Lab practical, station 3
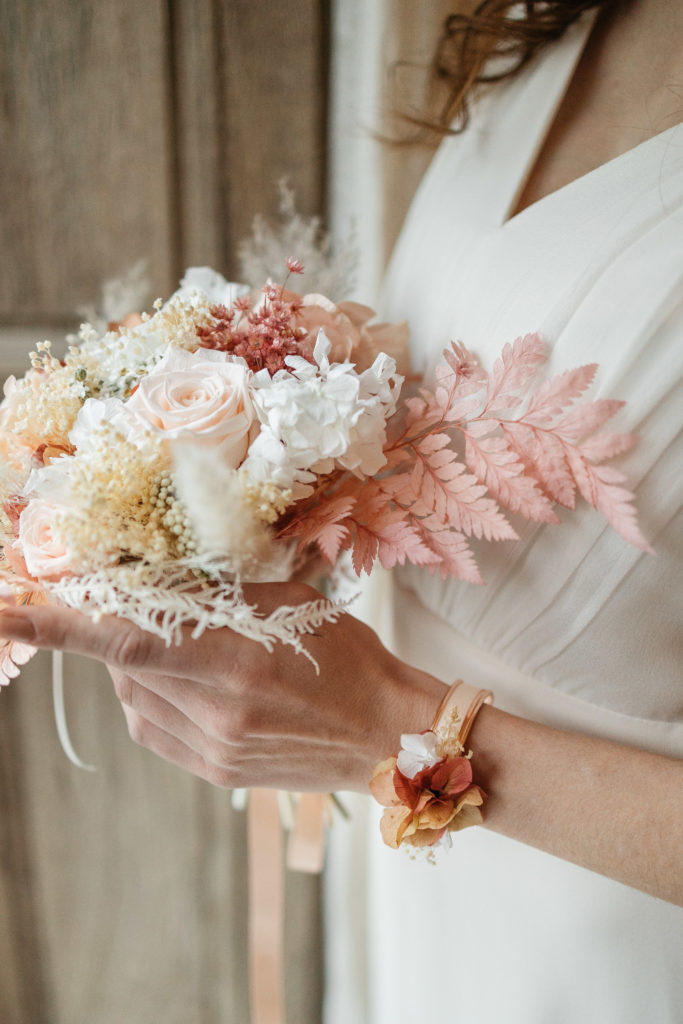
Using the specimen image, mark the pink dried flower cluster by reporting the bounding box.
[196,284,314,375]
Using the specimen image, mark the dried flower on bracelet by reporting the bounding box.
[369,731,485,851]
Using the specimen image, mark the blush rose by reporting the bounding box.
[18,500,78,580]
[126,348,256,467]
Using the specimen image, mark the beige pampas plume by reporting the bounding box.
[171,441,294,580]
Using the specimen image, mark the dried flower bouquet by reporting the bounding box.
[0,261,647,686]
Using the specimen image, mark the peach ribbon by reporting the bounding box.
[247,791,328,1024]
[248,790,285,1024]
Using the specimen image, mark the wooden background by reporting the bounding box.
[0,1,329,1021]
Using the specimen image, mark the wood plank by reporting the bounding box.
[215,0,329,275]
[0,677,53,1024]
[0,0,174,322]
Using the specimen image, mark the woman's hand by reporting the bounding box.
[0,584,446,793]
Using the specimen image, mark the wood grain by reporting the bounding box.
[0,0,174,323]
[0,0,329,1020]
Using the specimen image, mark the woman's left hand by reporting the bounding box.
[0,584,445,792]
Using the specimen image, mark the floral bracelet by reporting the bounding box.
[369,680,493,852]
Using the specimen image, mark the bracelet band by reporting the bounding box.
[431,679,494,749]
[369,677,494,852]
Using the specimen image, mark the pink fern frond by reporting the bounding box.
[522,364,598,424]
[579,432,637,464]
[484,334,547,413]
[418,516,484,584]
[554,398,625,441]
[502,421,577,508]
[464,433,559,523]
[0,638,36,686]
[561,451,652,552]
[375,521,442,570]
[414,447,517,540]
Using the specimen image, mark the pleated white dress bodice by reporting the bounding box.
[324,17,683,1024]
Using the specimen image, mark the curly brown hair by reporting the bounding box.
[425,0,617,134]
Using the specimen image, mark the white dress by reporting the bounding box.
[324,17,683,1024]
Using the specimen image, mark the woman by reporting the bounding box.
[1,0,681,1020]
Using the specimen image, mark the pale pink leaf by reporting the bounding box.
[485,334,547,413]
[522,364,598,424]
[0,638,36,686]
[563,454,652,551]
[579,432,637,464]
[415,449,517,540]
[351,525,379,576]
[555,398,625,441]
[418,516,484,584]
[376,522,442,570]
[502,421,576,508]
[464,433,558,523]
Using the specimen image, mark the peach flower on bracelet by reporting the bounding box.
[369,731,486,850]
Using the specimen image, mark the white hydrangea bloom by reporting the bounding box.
[242,332,402,495]
[396,732,441,780]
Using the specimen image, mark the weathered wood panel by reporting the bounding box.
[215,0,329,274]
[0,0,329,1021]
[0,0,175,323]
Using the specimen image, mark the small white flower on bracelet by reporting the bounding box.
[396,731,441,779]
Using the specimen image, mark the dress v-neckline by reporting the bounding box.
[498,12,681,230]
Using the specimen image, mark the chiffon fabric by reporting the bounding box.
[324,17,683,1024]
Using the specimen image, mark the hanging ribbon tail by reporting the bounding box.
[248,789,286,1024]
[286,793,328,874]
[52,650,96,772]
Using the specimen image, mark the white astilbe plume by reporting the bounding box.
[238,181,357,299]
[76,260,150,334]
[45,559,345,668]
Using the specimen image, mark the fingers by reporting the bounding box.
[120,706,234,788]
[0,604,238,682]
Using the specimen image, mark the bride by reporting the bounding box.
[1,1,681,1020]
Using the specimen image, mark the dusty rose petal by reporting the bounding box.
[405,825,447,849]
[447,802,485,833]
[416,798,457,832]
[379,805,412,849]
[369,758,400,807]
[431,755,473,796]
[335,301,374,328]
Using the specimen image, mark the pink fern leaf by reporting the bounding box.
[314,521,352,563]
[415,448,517,540]
[418,515,484,584]
[0,638,36,686]
[579,431,637,464]
[561,449,652,551]
[522,364,598,424]
[375,521,442,570]
[502,421,577,508]
[351,525,378,576]
[484,334,547,413]
[554,398,625,442]
[440,342,488,396]
[464,433,559,523]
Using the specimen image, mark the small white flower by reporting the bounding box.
[175,267,249,309]
[396,731,441,780]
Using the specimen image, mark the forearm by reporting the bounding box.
[468,705,683,905]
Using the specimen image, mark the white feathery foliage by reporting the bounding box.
[238,182,358,300]
[45,559,346,667]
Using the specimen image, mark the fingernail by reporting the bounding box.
[0,610,36,642]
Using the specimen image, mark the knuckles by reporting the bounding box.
[105,627,152,669]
